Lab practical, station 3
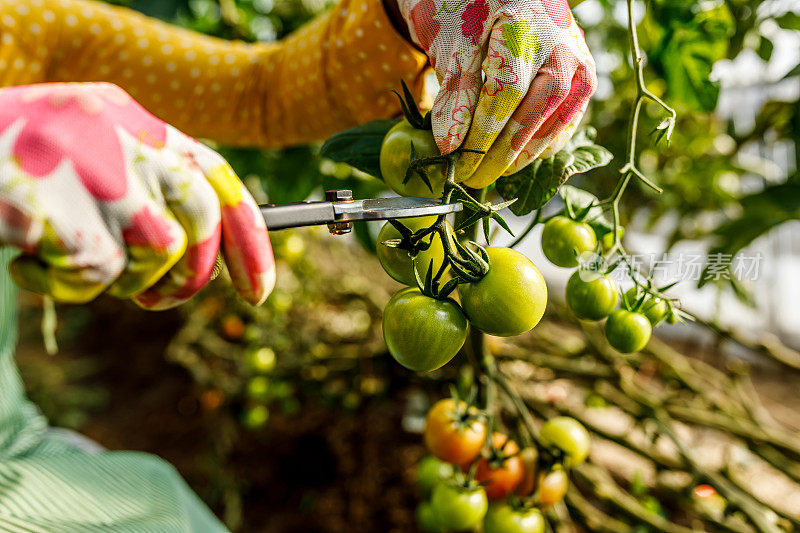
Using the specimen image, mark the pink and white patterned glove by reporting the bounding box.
[399,0,597,188]
[0,83,275,309]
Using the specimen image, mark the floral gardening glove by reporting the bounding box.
[0,83,275,309]
[398,0,597,188]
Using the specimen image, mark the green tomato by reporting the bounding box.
[624,288,669,326]
[565,270,619,320]
[600,226,625,250]
[417,456,454,498]
[376,216,448,286]
[458,247,548,337]
[382,288,468,372]
[380,120,444,198]
[245,347,276,374]
[431,483,488,531]
[604,309,652,353]
[241,405,269,429]
[416,501,444,532]
[539,416,591,467]
[541,216,597,268]
[484,504,545,533]
[246,376,270,401]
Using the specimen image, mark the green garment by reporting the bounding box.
[0,248,229,532]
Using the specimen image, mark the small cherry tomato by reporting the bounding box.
[431,483,488,531]
[541,216,597,268]
[565,270,619,320]
[458,247,548,337]
[221,315,245,340]
[245,347,276,374]
[416,501,444,532]
[380,120,445,198]
[539,416,591,466]
[241,405,269,429]
[382,288,468,372]
[475,434,525,500]
[516,447,539,497]
[376,216,450,286]
[424,398,487,465]
[537,468,569,508]
[625,288,669,326]
[246,376,270,401]
[604,309,652,353]
[484,503,545,533]
[417,455,454,497]
[692,484,726,518]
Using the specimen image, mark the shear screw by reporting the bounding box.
[325,189,354,235]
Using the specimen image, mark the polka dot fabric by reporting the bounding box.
[399,0,597,188]
[0,0,429,147]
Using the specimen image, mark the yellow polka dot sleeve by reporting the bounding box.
[0,0,430,147]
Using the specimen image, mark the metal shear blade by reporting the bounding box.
[260,191,462,231]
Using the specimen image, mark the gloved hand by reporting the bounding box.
[0,83,275,309]
[398,0,597,188]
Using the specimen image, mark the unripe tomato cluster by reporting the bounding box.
[378,227,548,372]
[415,399,591,532]
[541,216,671,354]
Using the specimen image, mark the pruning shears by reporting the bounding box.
[259,189,463,234]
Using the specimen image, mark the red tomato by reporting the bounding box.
[424,399,487,466]
[475,434,525,500]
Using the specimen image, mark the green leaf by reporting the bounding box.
[495,128,612,216]
[320,118,401,180]
[649,3,734,111]
[782,61,800,81]
[559,185,614,238]
[775,11,800,31]
[698,182,800,304]
[757,36,774,62]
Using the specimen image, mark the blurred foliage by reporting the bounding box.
[17,302,108,429]
[573,0,799,304]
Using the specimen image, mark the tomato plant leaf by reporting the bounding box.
[320,118,401,180]
[698,182,800,306]
[495,127,612,216]
[647,3,733,111]
[559,185,614,239]
[775,11,800,31]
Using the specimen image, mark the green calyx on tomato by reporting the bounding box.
[382,288,467,372]
[458,247,548,337]
[539,416,591,467]
[377,216,449,286]
[604,308,652,353]
[625,287,669,326]
[484,503,545,533]
[424,398,487,466]
[541,216,597,268]
[431,482,489,531]
[565,270,619,321]
[416,455,454,498]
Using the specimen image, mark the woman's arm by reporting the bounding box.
[0,0,429,147]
